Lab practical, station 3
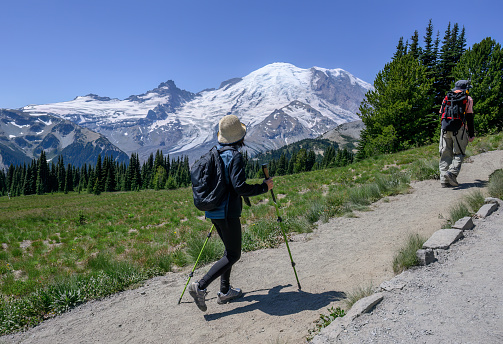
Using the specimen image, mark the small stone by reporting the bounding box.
[380,278,406,291]
[452,217,474,230]
[476,203,498,218]
[423,229,463,250]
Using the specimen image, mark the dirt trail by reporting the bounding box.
[2,150,502,344]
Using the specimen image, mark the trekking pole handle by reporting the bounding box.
[262,164,276,203]
[262,164,270,179]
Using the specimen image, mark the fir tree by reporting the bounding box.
[56,155,66,192]
[0,169,6,196]
[421,19,437,78]
[64,163,72,194]
[277,153,287,176]
[453,37,503,134]
[393,37,408,59]
[306,150,316,171]
[294,149,307,173]
[93,155,103,195]
[357,54,435,158]
[409,30,422,60]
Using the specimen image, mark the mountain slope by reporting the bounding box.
[0,109,129,170]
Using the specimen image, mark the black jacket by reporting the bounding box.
[205,147,268,219]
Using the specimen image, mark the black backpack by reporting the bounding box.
[190,146,234,211]
[440,90,468,132]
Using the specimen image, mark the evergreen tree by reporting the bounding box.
[409,30,422,60]
[9,166,20,197]
[453,37,503,134]
[277,153,287,176]
[72,166,80,192]
[421,19,437,78]
[49,163,57,193]
[393,37,408,59]
[0,169,6,196]
[93,155,103,195]
[128,153,141,191]
[153,166,167,190]
[287,151,297,174]
[322,146,336,167]
[294,149,307,173]
[36,150,49,194]
[306,150,316,171]
[22,163,32,195]
[7,165,15,194]
[435,22,466,104]
[56,155,66,192]
[64,164,72,194]
[142,153,154,189]
[357,54,435,158]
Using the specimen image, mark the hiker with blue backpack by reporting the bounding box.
[188,114,273,312]
[439,80,475,188]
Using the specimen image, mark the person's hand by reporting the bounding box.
[264,178,273,190]
[469,136,475,142]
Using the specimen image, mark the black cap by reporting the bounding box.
[453,80,473,91]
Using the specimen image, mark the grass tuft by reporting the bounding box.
[464,190,486,213]
[409,158,440,181]
[186,232,224,267]
[344,283,374,309]
[488,169,503,199]
[392,233,426,274]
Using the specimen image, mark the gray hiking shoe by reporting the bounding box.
[441,182,452,188]
[445,171,459,187]
[217,286,243,304]
[188,282,208,311]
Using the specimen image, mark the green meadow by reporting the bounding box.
[1,133,502,334]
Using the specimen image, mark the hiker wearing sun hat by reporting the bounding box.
[439,80,475,188]
[188,114,273,311]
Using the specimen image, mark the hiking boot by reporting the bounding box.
[217,286,243,304]
[188,282,208,311]
[441,182,452,188]
[445,172,459,187]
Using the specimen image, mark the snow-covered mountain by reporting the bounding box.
[21,63,372,162]
[0,109,128,170]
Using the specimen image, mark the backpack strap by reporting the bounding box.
[214,145,238,185]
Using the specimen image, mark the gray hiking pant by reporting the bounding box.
[439,129,469,183]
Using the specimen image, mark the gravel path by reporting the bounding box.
[316,199,503,344]
[2,150,502,344]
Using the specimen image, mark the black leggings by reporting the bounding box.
[198,218,242,294]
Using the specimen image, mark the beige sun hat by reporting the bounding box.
[217,115,247,144]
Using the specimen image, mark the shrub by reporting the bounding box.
[242,219,282,252]
[307,306,346,341]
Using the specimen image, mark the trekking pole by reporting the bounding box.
[177,224,214,304]
[262,164,302,290]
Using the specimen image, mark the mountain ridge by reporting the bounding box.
[4,62,372,166]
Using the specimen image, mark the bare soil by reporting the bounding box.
[2,150,502,344]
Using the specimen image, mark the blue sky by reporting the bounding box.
[1,0,501,109]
